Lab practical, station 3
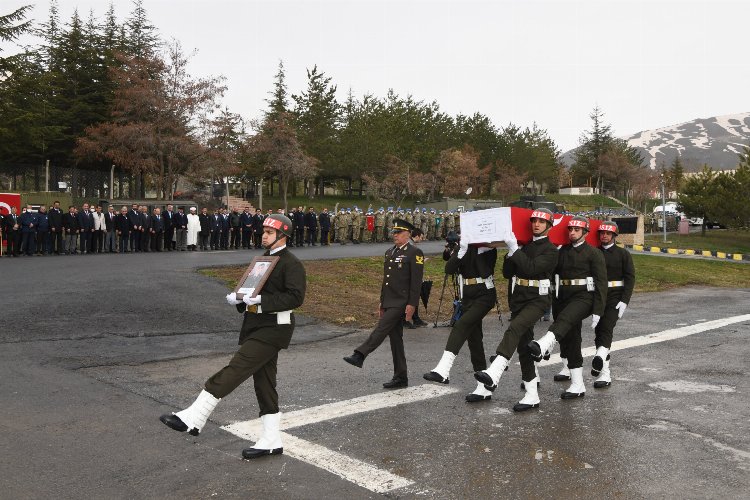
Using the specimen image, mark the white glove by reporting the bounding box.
[505,236,519,256]
[615,301,627,319]
[457,239,469,259]
[591,314,601,329]
[243,294,262,306]
[226,292,242,305]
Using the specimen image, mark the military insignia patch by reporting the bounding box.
[415,255,424,265]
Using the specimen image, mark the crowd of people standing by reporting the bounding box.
[1,202,461,257]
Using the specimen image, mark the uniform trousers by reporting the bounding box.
[496,300,548,381]
[64,232,77,254]
[549,290,594,370]
[204,338,280,417]
[50,229,63,253]
[444,289,495,371]
[356,306,408,380]
[594,290,623,349]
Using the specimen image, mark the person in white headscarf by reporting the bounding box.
[186,206,201,251]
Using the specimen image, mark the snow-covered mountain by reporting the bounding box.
[561,112,750,171]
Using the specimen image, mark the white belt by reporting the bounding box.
[463,276,493,286]
[246,305,293,324]
[515,278,541,287]
[607,280,624,288]
[560,278,589,286]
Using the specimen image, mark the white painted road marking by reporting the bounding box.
[222,384,459,493]
[538,314,750,367]
[222,315,750,494]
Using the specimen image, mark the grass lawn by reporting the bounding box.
[643,229,750,254]
[201,252,750,330]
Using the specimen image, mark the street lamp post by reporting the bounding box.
[661,174,667,243]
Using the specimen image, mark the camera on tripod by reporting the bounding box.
[445,230,459,248]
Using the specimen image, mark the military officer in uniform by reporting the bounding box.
[343,219,424,389]
[423,222,499,403]
[473,209,559,410]
[160,214,306,459]
[527,216,607,400]
[591,221,635,388]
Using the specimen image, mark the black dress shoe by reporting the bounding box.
[513,402,540,412]
[242,447,283,459]
[560,391,585,399]
[465,393,491,403]
[553,374,571,382]
[160,414,199,435]
[403,321,416,329]
[413,318,428,327]
[593,380,611,389]
[423,371,449,384]
[473,371,497,392]
[591,356,604,375]
[382,378,408,389]
[343,351,365,368]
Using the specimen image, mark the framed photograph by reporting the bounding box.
[234,256,279,299]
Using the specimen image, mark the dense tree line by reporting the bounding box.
[2,2,563,205]
[678,148,750,232]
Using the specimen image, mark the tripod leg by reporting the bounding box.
[433,274,449,327]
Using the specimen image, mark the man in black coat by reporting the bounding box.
[344,219,425,389]
[35,205,50,255]
[48,201,64,255]
[240,207,253,249]
[209,209,221,250]
[318,208,331,245]
[253,209,265,249]
[115,205,131,253]
[77,203,94,254]
[4,206,22,256]
[160,214,306,460]
[198,207,211,251]
[150,207,165,251]
[127,203,141,252]
[139,206,152,252]
[62,206,79,255]
[293,206,305,247]
[304,207,318,246]
[230,207,242,249]
[163,204,175,251]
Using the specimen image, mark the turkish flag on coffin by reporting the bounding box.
[366,215,374,232]
[509,207,602,247]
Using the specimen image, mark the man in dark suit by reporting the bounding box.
[150,207,165,251]
[240,207,253,249]
[318,208,331,246]
[160,213,306,460]
[104,205,117,252]
[198,207,210,251]
[209,209,220,250]
[293,206,305,247]
[139,206,152,252]
[304,207,318,246]
[19,204,39,256]
[343,219,425,389]
[127,203,141,252]
[220,208,230,250]
[115,205,131,253]
[4,206,21,256]
[35,205,50,255]
[77,203,94,255]
[62,206,79,255]
[253,209,265,249]
[230,207,242,249]
[163,204,175,251]
[48,201,64,255]
[174,207,187,251]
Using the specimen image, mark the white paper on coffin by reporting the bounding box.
[459,207,513,244]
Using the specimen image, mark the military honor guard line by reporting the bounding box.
[157,207,635,461]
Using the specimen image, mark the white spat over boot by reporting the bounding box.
[466,381,493,403]
[529,331,556,362]
[423,351,456,384]
[514,377,541,412]
[160,389,221,436]
[242,412,284,459]
[560,367,586,399]
[591,346,610,376]
[594,357,612,388]
[554,358,571,381]
[474,355,509,391]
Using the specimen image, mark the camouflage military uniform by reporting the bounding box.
[351,209,361,243]
[375,210,386,243]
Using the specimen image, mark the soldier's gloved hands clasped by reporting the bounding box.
[243,294,262,306]
[615,301,627,318]
[226,292,242,305]
[591,314,601,329]
[457,238,469,259]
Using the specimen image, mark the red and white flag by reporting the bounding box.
[0,193,21,215]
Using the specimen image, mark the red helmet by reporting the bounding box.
[530,208,554,226]
[598,221,619,235]
[567,215,589,231]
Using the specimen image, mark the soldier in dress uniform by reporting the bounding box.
[160,214,306,459]
[473,209,559,410]
[343,219,424,389]
[423,221,500,402]
[527,216,607,400]
[591,221,635,388]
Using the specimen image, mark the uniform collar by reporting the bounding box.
[532,235,548,242]
[269,244,286,255]
[572,239,586,248]
[602,242,615,250]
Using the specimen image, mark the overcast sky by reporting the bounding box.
[7,0,750,151]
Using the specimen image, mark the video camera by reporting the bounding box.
[445,230,460,247]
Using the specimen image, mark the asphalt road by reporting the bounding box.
[1,243,749,499]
